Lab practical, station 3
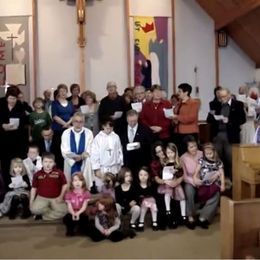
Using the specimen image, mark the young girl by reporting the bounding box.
[136,166,158,231]
[91,119,123,192]
[193,142,225,229]
[158,143,186,227]
[89,196,125,242]
[0,158,30,219]
[101,172,117,200]
[115,168,140,229]
[63,172,91,236]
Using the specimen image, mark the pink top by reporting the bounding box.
[65,190,91,211]
[180,150,203,186]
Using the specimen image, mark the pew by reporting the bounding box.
[232,144,260,200]
[221,196,260,259]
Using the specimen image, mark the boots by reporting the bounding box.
[8,195,20,219]
[20,194,31,219]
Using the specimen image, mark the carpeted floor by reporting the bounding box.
[0,218,220,259]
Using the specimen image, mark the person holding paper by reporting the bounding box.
[172,83,200,155]
[120,109,153,180]
[0,85,27,189]
[193,143,225,229]
[61,112,94,189]
[157,143,186,229]
[140,85,172,143]
[98,81,127,135]
[208,88,246,181]
[0,158,30,219]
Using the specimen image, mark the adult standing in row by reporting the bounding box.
[172,83,200,155]
[67,83,85,111]
[140,85,172,143]
[209,88,246,180]
[120,109,154,180]
[0,86,27,189]
[98,81,127,135]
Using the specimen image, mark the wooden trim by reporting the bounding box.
[215,31,219,87]
[124,0,131,87]
[32,0,37,97]
[172,0,176,93]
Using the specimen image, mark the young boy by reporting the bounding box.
[29,97,52,142]
[91,119,123,192]
[23,144,42,185]
[30,152,67,220]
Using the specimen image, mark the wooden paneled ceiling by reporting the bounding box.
[196,0,260,68]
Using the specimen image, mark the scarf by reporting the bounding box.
[70,129,85,174]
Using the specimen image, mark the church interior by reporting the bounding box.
[0,0,260,259]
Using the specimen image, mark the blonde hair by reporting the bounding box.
[202,142,219,161]
[166,142,181,168]
[9,158,27,177]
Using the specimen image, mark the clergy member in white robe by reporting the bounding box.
[91,119,123,192]
[61,112,93,189]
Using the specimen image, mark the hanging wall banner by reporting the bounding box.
[0,16,29,86]
[134,16,168,92]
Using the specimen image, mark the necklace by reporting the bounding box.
[153,102,159,110]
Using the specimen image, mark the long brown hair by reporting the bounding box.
[96,196,118,226]
[70,172,87,191]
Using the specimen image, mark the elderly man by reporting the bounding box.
[209,88,246,180]
[98,81,127,134]
[61,112,93,189]
[120,109,154,180]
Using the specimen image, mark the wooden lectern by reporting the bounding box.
[232,144,260,200]
[221,196,260,259]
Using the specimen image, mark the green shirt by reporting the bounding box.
[29,111,52,141]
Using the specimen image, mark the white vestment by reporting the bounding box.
[23,156,42,185]
[61,127,94,189]
[91,130,123,191]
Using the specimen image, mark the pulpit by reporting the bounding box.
[221,196,260,259]
[232,144,260,200]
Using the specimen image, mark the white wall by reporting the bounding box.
[175,0,215,120]
[85,0,128,99]
[37,0,128,100]
[37,0,78,96]
[219,37,256,94]
[0,0,32,16]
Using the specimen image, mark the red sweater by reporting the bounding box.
[140,100,172,139]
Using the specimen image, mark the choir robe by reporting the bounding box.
[91,130,123,190]
[61,127,93,189]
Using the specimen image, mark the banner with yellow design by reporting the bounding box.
[134,16,168,92]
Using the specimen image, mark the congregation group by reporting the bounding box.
[0,80,254,242]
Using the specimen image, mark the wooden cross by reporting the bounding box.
[76,0,86,91]
[7,33,18,63]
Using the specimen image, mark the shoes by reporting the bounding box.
[21,210,31,219]
[137,222,144,232]
[183,216,196,230]
[152,221,158,231]
[129,223,137,230]
[34,215,43,221]
[197,219,209,229]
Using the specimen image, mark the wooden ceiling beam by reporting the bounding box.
[216,0,260,29]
